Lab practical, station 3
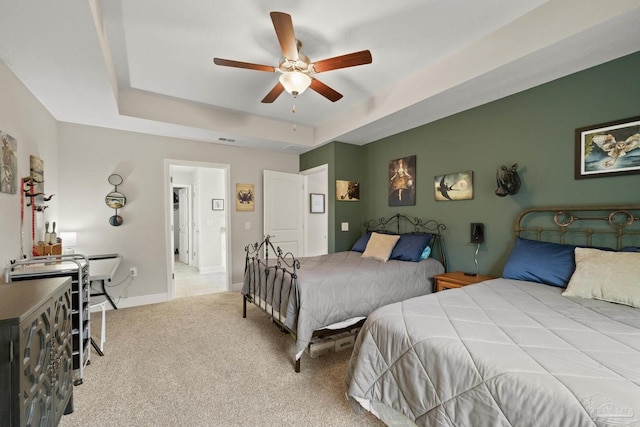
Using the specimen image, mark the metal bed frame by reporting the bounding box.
[243,213,447,372]
[515,205,640,248]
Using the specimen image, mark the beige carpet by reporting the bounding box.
[59,291,384,427]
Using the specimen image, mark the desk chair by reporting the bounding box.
[90,300,107,357]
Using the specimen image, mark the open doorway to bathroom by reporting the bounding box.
[168,162,230,299]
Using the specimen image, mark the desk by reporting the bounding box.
[89,254,122,310]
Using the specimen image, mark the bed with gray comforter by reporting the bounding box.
[243,250,445,363]
[345,278,640,426]
[243,213,447,372]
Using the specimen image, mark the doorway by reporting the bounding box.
[166,161,230,299]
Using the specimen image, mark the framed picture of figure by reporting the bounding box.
[389,155,416,206]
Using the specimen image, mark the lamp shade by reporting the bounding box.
[59,232,77,247]
[279,71,311,96]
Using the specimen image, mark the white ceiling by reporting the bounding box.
[1,1,639,153]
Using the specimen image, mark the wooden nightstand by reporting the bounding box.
[434,271,495,292]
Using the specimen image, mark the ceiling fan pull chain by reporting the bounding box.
[292,98,297,131]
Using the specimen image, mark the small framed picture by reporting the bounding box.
[212,199,224,211]
[310,193,325,213]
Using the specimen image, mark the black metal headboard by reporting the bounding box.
[515,205,640,249]
[363,213,448,270]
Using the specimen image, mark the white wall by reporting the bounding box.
[56,124,298,305]
[0,61,59,266]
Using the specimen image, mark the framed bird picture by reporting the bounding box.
[575,116,640,179]
[434,171,473,201]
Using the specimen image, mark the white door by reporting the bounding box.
[263,170,305,257]
[178,187,189,264]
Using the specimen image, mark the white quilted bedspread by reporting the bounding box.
[345,278,640,427]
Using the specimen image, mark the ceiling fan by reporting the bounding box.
[213,11,372,103]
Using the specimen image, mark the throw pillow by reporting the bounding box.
[562,247,640,308]
[502,237,577,287]
[351,232,372,253]
[361,232,401,262]
[389,233,433,262]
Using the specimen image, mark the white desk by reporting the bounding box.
[88,254,122,310]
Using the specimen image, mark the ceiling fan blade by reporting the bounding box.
[213,58,275,73]
[312,50,372,73]
[261,82,285,103]
[270,12,298,60]
[309,78,343,102]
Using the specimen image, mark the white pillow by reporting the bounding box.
[361,232,400,262]
[562,247,640,308]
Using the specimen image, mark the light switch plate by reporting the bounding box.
[341,222,349,231]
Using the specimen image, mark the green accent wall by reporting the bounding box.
[302,51,640,275]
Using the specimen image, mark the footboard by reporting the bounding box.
[243,234,300,343]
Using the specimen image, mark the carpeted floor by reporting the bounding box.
[59,291,384,427]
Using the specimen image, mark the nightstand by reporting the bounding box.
[434,271,495,292]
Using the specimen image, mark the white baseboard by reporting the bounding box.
[91,293,169,311]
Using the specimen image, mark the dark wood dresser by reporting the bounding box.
[0,277,74,426]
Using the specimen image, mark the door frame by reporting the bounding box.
[164,159,231,300]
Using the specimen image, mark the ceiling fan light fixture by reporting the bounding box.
[279,71,311,96]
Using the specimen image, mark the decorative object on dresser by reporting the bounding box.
[105,173,126,226]
[346,205,640,427]
[243,213,447,372]
[8,255,91,385]
[0,277,74,426]
[434,271,495,292]
[59,231,77,254]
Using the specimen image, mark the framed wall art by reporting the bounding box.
[1,131,17,194]
[389,155,416,206]
[236,183,254,211]
[575,116,640,179]
[310,193,325,213]
[434,171,473,201]
[336,180,359,201]
[212,199,224,211]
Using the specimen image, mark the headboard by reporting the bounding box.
[363,213,447,270]
[514,205,640,249]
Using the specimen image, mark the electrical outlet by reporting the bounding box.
[130,267,137,277]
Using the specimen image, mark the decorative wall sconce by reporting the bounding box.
[105,174,126,226]
[495,163,521,197]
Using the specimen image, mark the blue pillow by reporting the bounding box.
[621,246,639,252]
[502,237,577,287]
[390,234,433,262]
[351,232,372,252]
